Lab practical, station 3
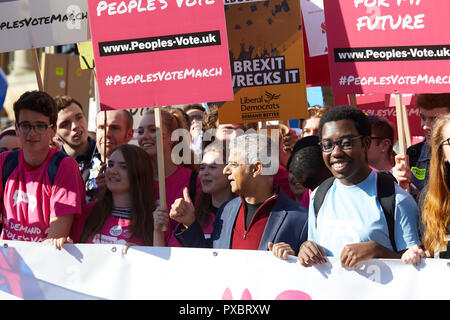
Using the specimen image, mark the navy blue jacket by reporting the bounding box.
[174,189,308,255]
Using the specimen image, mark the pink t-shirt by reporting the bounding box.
[0,148,85,242]
[71,202,143,245]
[300,188,312,210]
[153,166,201,245]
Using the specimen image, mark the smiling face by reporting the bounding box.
[16,109,55,156]
[137,113,172,159]
[321,119,371,185]
[442,122,450,163]
[223,149,253,195]
[199,150,229,195]
[106,150,130,195]
[137,113,157,157]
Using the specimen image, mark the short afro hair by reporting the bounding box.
[318,105,371,141]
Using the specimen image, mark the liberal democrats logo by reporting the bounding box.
[263,91,280,103]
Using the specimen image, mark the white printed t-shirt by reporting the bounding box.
[0,148,85,242]
[308,170,420,256]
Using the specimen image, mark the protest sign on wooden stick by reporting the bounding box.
[401,104,412,148]
[154,106,167,232]
[394,93,410,192]
[348,94,357,107]
[394,93,406,156]
[31,49,43,91]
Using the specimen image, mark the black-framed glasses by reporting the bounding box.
[319,135,363,153]
[441,137,450,147]
[17,122,52,134]
[371,136,385,141]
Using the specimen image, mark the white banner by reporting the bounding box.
[0,0,89,53]
[0,240,449,300]
[300,0,328,57]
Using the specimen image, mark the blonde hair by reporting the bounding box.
[299,105,330,129]
[422,114,450,254]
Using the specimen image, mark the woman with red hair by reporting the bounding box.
[402,113,450,265]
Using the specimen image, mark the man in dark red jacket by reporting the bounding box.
[170,133,308,255]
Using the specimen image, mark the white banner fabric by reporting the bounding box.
[0,0,89,53]
[0,240,449,300]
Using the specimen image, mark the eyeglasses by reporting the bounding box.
[319,135,363,153]
[441,137,450,147]
[17,122,52,134]
[371,136,385,141]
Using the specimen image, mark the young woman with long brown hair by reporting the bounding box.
[153,141,235,246]
[137,108,201,246]
[402,114,450,265]
[71,144,155,246]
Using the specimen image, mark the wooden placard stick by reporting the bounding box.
[0,53,4,70]
[31,48,43,91]
[91,69,107,164]
[394,93,406,156]
[348,94,357,107]
[401,104,412,148]
[103,110,107,163]
[154,106,167,232]
[395,93,410,192]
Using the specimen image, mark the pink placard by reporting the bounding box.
[334,93,422,137]
[87,0,234,110]
[324,0,450,94]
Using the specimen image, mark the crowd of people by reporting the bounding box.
[0,90,449,269]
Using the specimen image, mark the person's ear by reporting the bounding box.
[125,128,134,143]
[381,138,392,151]
[251,161,264,177]
[362,136,371,150]
[49,124,57,139]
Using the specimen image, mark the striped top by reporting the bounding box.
[111,207,132,220]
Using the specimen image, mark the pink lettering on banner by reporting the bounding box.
[0,249,24,299]
[221,287,311,300]
[88,0,233,110]
[334,93,422,136]
[324,0,450,94]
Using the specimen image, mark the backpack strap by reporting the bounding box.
[47,151,67,185]
[188,170,198,203]
[2,150,20,187]
[313,176,335,227]
[1,150,67,189]
[376,171,397,252]
[313,172,398,252]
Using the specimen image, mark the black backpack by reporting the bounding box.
[2,150,67,187]
[313,171,398,252]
